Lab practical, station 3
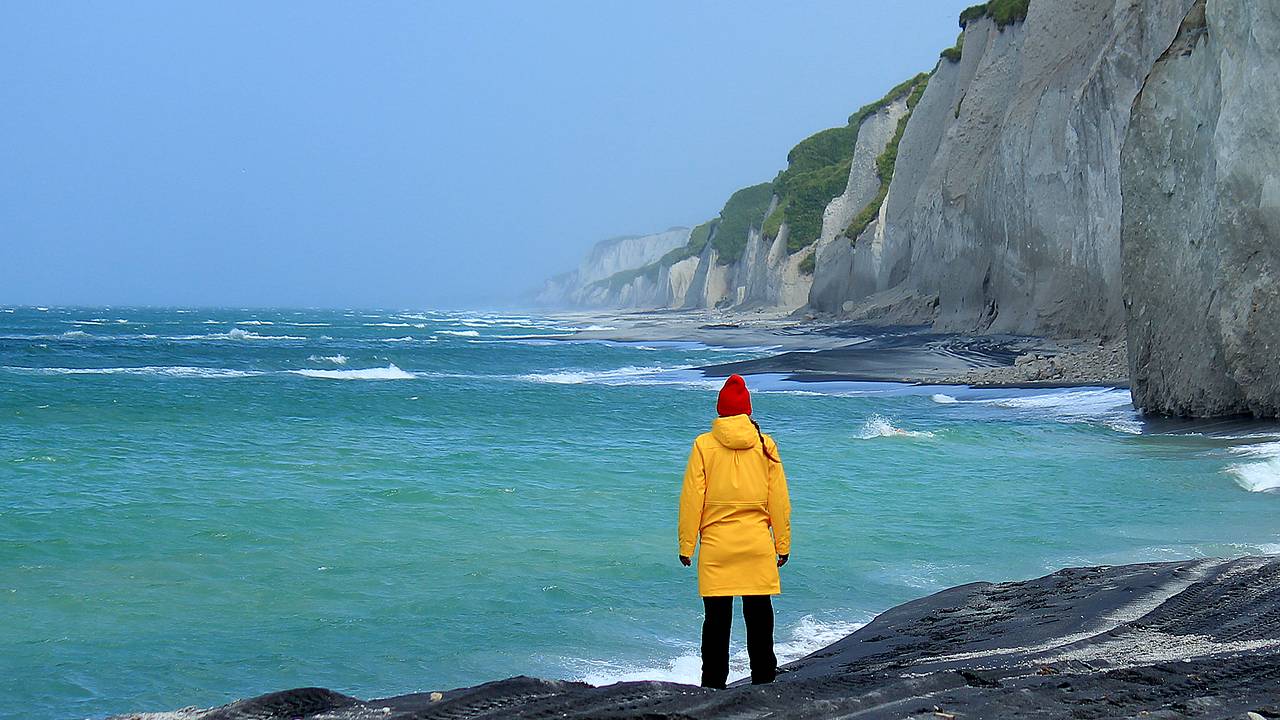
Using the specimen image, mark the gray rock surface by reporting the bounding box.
[826,0,1197,340]
[109,556,1280,720]
[1122,0,1280,417]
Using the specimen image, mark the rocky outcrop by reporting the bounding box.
[534,228,690,307]
[1122,0,1280,417]
[821,0,1198,339]
[110,556,1280,719]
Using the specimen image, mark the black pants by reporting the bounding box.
[700,595,777,689]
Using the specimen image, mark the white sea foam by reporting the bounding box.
[290,364,415,380]
[931,393,960,404]
[7,365,259,379]
[284,322,330,327]
[307,354,348,365]
[854,414,935,440]
[568,615,865,687]
[977,388,1140,434]
[1225,441,1280,493]
[439,330,480,337]
[235,320,273,325]
[202,320,224,324]
[381,336,415,342]
[364,322,415,327]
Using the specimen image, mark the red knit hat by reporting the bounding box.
[717,374,752,417]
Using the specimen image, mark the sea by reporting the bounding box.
[3,306,1279,720]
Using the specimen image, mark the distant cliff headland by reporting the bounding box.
[538,0,1279,419]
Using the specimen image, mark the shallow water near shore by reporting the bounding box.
[3,307,1280,720]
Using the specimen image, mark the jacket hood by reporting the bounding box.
[711,414,759,450]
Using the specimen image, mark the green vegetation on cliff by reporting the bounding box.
[960,0,1030,29]
[710,183,773,265]
[765,73,933,254]
[940,31,964,62]
[583,66,942,291]
[843,75,930,242]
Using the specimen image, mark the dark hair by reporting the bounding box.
[750,418,779,463]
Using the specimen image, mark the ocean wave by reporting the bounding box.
[931,393,960,404]
[290,363,415,380]
[364,322,427,328]
[235,320,273,325]
[518,365,694,386]
[1225,442,1280,493]
[439,330,480,337]
[982,388,1140,434]
[4,365,259,379]
[854,414,935,440]
[171,329,306,341]
[567,615,865,687]
[381,336,416,342]
[283,322,330,327]
[307,354,348,365]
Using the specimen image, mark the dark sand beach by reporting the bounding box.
[557,310,1128,388]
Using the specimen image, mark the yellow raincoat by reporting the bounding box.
[678,414,791,596]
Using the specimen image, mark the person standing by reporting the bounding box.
[678,373,791,689]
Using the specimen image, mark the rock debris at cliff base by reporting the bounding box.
[110,556,1280,720]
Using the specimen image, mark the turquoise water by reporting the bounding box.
[3,307,1280,720]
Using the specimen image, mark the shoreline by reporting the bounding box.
[110,556,1280,720]
[552,309,1130,389]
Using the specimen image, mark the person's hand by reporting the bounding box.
[777,554,789,567]
[679,555,691,567]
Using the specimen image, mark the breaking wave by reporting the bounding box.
[567,615,865,687]
[290,364,415,380]
[4,365,259,379]
[517,365,697,386]
[854,414,935,439]
[171,329,307,341]
[1225,442,1280,493]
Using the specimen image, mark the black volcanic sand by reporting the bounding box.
[701,330,1028,384]
[114,556,1280,719]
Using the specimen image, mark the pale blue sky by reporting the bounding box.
[2,1,972,308]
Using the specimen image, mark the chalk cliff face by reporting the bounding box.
[823,0,1198,338]
[534,228,689,308]
[808,95,910,313]
[1122,0,1280,417]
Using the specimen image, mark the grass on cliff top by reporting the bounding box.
[710,183,774,265]
[843,75,930,243]
[765,72,931,255]
[959,0,1030,29]
[940,30,964,62]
